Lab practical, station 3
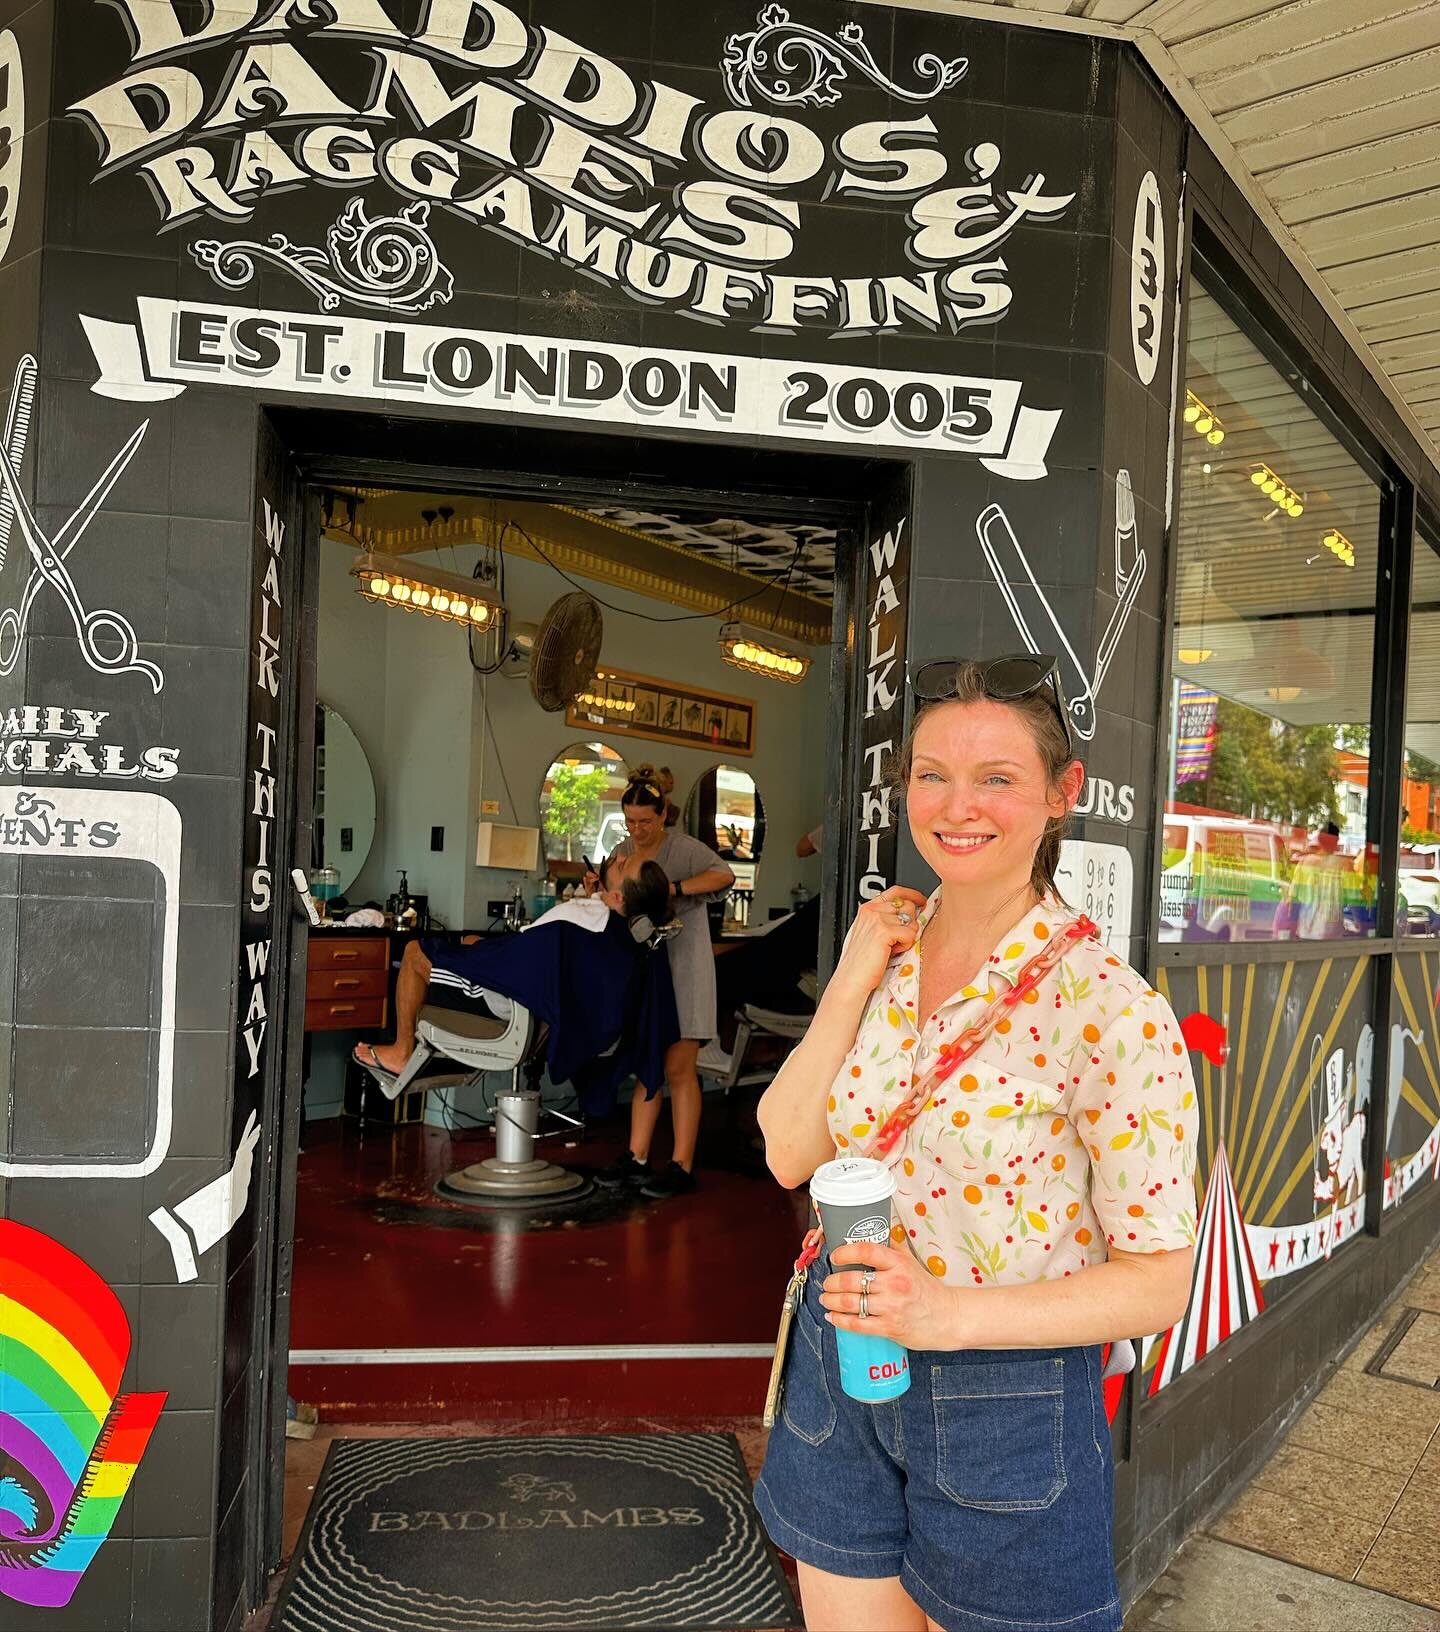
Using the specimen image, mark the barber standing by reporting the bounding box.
[593,773,734,1199]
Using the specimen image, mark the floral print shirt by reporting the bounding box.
[826,892,1198,1287]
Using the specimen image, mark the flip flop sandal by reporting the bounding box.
[352,1042,398,1083]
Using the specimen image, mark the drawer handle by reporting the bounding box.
[330,1003,357,1015]
[332,977,361,990]
[333,950,360,962]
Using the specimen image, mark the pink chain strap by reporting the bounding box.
[861,916,1099,1161]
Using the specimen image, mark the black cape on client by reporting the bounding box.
[421,916,680,1114]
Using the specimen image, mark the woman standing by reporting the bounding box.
[595,773,734,1199]
[754,657,1197,1632]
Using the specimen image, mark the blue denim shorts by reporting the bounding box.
[754,1262,1122,1632]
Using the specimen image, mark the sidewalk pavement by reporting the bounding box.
[1126,1241,1440,1631]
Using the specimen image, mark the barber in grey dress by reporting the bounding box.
[593,773,734,1199]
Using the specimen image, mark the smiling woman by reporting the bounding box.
[753,658,1196,1632]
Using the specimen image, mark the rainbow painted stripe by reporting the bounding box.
[0,1220,166,1609]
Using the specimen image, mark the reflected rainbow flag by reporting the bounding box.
[0,1221,166,1609]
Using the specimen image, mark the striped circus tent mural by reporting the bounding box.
[0,1221,166,1609]
[1148,1140,1265,1394]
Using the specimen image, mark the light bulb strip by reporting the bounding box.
[1183,389,1226,446]
[350,550,502,629]
[718,620,811,684]
[1321,527,1355,569]
[1248,464,1305,518]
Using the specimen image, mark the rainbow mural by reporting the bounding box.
[0,1221,166,1610]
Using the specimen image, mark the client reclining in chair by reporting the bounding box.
[354,860,680,1114]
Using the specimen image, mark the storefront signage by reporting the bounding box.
[0,27,22,269]
[856,512,909,901]
[1130,171,1164,387]
[80,299,1062,475]
[0,705,178,779]
[70,5,1074,340]
[0,785,179,1180]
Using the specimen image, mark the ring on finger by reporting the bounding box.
[858,1287,870,1320]
[859,1268,876,1294]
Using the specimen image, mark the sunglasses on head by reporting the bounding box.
[912,653,1075,758]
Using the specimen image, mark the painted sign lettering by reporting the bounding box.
[67,5,1075,342]
[856,510,909,902]
[1130,171,1164,387]
[0,28,22,269]
[80,300,1063,475]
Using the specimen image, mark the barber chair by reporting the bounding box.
[698,1001,813,1094]
[376,1001,591,1203]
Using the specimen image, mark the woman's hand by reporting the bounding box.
[832,886,930,997]
[821,1242,966,1350]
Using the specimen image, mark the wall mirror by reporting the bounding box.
[315,702,377,894]
[687,764,765,928]
[540,742,631,871]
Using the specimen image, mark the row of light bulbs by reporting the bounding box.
[1249,464,1304,517]
[360,573,493,625]
[719,622,811,682]
[1183,390,1225,445]
[350,552,502,629]
[1322,528,1355,568]
[577,689,637,714]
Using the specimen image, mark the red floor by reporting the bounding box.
[286,1109,810,1420]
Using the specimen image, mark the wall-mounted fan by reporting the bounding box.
[504,591,604,712]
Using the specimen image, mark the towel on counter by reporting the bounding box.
[421,914,680,1113]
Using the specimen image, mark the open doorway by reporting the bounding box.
[252,414,910,1585]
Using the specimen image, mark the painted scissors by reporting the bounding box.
[0,356,162,692]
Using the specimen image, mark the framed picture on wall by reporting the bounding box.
[567,668,756,757]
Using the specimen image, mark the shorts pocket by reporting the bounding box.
[781,1306,836,1447]
[931,1358,1066,1511]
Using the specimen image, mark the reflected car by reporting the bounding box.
[1160,815,1289,941]
[1400,873,1440,936]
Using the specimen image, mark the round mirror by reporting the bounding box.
[687,764,765,929]
[315,703,377,894]
[540,742,631,869]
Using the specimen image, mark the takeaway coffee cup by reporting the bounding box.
[810,1157,912,1403]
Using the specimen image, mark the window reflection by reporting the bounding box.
[1162,277,1380,943]
[1400,536,1440,938]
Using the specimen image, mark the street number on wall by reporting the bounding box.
[1130,171,1164,387]
[0,29,22,269]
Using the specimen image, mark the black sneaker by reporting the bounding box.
[639,1162,697,1200]
[594,1152,650,1189]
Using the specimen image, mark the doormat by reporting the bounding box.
[271,1433,800,1631]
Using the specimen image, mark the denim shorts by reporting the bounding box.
[754,1261,1122,1632]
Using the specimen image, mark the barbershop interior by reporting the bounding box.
[285,471,853,1425]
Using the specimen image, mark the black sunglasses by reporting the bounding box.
[912,653,1074,757]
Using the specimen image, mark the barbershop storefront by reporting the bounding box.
[3,3,1440,1629]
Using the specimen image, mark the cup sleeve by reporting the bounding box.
[1067,988,1199,1254]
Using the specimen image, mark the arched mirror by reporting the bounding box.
[315,702,377,894]
[686,764,765,929]
[540,742,630,873]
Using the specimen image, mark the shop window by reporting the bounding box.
[539,742,630,877]
[1400,532,1440,939]
[686,764,766,930]
[1162,276,1381,944]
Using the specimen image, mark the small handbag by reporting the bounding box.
[762,915,1100,1426]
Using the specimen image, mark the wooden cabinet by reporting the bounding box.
[304,934,389,1032]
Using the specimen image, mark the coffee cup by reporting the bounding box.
[810,1157,911,1403]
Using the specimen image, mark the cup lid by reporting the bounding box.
[810,1156,896,1208]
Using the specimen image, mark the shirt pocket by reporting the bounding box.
[921,1065,1066,1183]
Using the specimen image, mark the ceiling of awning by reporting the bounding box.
[955,0,1440,467]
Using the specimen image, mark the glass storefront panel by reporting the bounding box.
[1161,276,1382,944]
[1400,533,1440,938]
